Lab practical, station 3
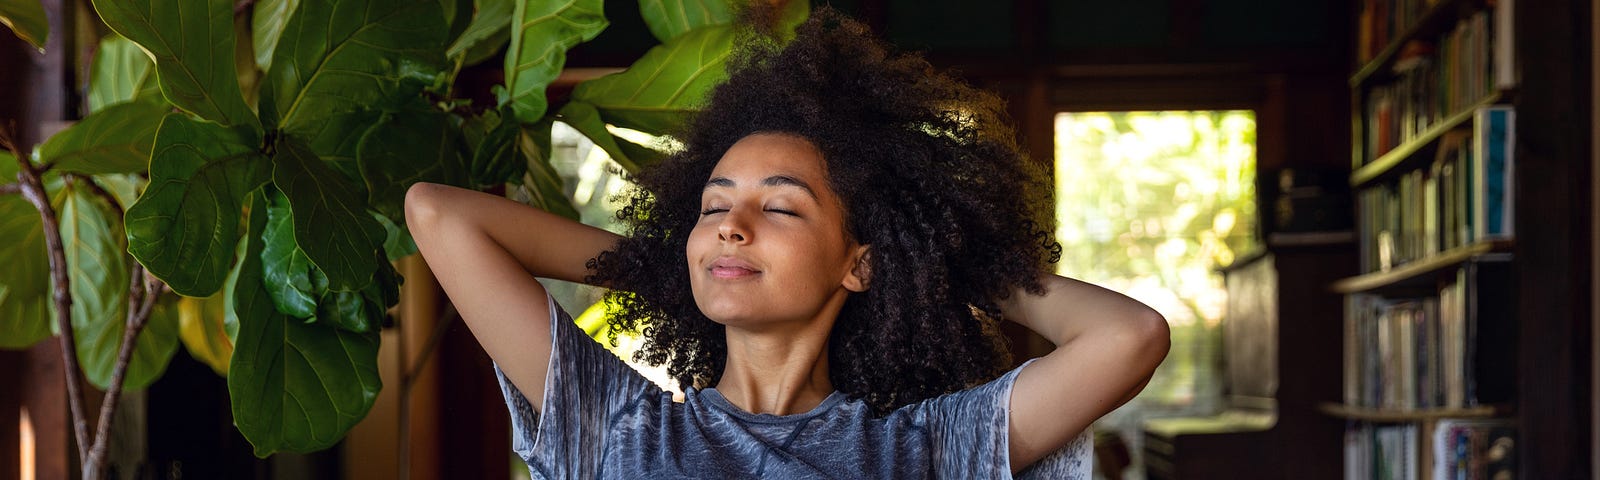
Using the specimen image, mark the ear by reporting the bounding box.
[842,244,871,293]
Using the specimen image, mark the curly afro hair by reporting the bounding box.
[586,6,1062,414]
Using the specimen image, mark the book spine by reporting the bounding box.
[1471,106,1515,241]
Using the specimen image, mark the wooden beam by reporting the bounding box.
[1592,0,1600,469]
[1515,0,1595,476]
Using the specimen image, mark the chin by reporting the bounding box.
[694,300,762,326]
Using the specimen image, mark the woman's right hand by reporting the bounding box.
[404,182,623,411]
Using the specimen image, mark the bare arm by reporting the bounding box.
[999,273,1172,473]
[404,182,623,411]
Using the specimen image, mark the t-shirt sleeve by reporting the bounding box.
[917,358,1095,479]
[492,294,660,479]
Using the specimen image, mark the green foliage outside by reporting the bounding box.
[0,0,807,460]
[1054,111,1258,410]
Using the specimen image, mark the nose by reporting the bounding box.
[717,210,750,244]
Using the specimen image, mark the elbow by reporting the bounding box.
[404,182,444,230]
[1129,310,1172,368]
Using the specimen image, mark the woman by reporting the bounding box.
[406,8,1169,478]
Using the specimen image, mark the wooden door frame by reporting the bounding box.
[1591,0,1599,472]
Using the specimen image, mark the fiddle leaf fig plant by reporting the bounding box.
[0,0,806,475]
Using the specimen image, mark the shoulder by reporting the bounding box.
[899,359,1095,479]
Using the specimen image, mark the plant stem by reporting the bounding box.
[83,266,164,479]
[65,174,125,217]
[5,131,91,464]
[0,182,20,195]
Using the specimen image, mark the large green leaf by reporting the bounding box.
[232,8,262,110]
[445,0,510,61]
[260,191,319,318]
[357,108,469,221]
[297,109,382,184]
[92,0,259,129]
[260,0,450,133]
[462,26,510,67]
[87,34,163,113]
[312,253,399,333]
[37,101,167,175]
[92,174,145,213]
[220,193,260,344]
[271,137,385,292]
[464,106,524,186]
[439,0,472,44]
[229,193,381,457]
[571,24,732,135]
[59,181,179,390]
[375,212,417,260]
[0,0,48,51]
[637,0,733,43]
[515,118,579,220]
[126,114,272,297]
[503,0,607,124]
[0,174,51,348]
[250,0,299,71]
[556,101,665,174]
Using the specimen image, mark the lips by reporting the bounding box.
[709,256,760,279]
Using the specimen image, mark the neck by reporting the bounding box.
[712,294,847,416]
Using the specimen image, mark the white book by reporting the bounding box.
[1493,0,1517,89]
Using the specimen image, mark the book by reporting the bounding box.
[1357,6,1511,167]
[1431,418,1516,480]
[1342,263,1511,411]
[1471,106,1515,240]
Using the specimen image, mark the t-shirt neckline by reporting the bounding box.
[698,388,847,424]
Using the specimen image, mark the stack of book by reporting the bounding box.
[1343,271,1477,411]
[1342,420,1515,480]
[1357,106,1513,273]
[1344,423,1418,480]
[1430,419,1517,480]
[1356,0,1436,64]
[1342,261,1515,412]
[1359,5,1514,165]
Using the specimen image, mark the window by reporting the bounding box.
[1053,110,1259,474]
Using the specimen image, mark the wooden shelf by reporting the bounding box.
[1349,0,1478,88]
[1317,402,1509,422]
[1350,92,1503,188]
[1331,239,1513,294]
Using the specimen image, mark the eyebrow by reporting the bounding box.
[703,175,820,202]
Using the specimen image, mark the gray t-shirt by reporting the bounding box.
[494,295,1092,479]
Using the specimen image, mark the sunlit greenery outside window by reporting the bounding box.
[511,121,680,387]
[1054,111,1259,417]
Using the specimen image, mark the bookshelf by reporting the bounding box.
[1329,239,1510,294]
[1316,403,1504,422]
[1336,0,1520,478]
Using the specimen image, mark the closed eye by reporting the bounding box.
[766,208,798,216]
[700,208,728,216]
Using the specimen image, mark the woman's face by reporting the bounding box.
[687,133,869,329]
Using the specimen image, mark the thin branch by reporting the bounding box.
[83,266,165,476]
[2,125,92,462]
[64,174,125,218]
[0,182,19,195]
